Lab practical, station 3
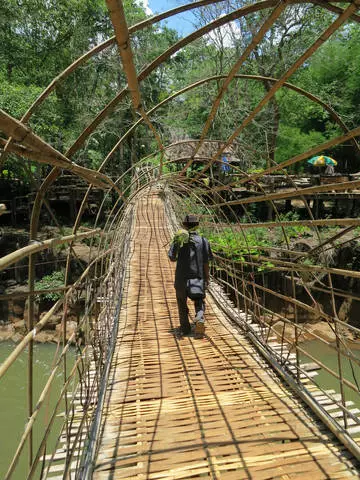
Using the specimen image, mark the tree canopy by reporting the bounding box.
[1,0,360,186]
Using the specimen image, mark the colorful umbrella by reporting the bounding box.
[307,155,337,166]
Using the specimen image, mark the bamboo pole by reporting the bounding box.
[106,0,141,109]
[328,273,348,429]
[68,0,283,155]
[215,273,360,372]
[0,110,117,191]
[27,249,35,470]
[191,0,360,182]
[187,1,287,169]
[106,0,166,175]
[0,301,62,381]
[22,43,356,210]
[0,286,71,301]
[216,285,360,462]
[206,217,360,230]
[255,254,360,280]
[215,261,360,362]
[1,0,358,168]
[0,0,232,170]
[0,247,112,381]
[4,336,75,479]
[0,229,100,272]
[99,68,359,174]
[26,350,88,480]
[213,164,360,207]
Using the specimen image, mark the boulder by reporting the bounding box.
[35,330,57,343]
[11,332,24,343]
[272,320,307,343]
[307,321,337,343]
[0,324,15,341]
[23,300,39,324]
[13,319,26,335]
[40,311,62,330]
[55,320,77,342]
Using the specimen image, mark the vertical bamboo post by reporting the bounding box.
[27,250,36,469]
[328,273,348,429]
[290,269,300,381]
[241,260,250,330]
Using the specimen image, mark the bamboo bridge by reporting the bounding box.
[2,0,360,478]
[87,192,360,480]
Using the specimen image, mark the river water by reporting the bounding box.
[1,339,360,478]
[0,341,75,479]
[300,339,360,410]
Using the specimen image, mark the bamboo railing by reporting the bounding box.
[1,0,360,477]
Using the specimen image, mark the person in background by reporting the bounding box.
[168,214,213,337]
[325,164,335,175]
[221,155,231,174]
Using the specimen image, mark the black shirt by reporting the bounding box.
[168,231,213,289]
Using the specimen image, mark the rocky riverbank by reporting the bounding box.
[0,227,95,343]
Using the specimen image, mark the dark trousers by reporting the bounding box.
[176,288,205,332]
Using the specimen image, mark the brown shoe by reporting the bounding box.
[195,322,205,337]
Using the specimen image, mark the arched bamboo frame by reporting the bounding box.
[1,0,360,477]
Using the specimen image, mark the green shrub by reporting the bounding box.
[35,270,65,302]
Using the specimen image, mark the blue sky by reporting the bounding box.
[147,0,197,35]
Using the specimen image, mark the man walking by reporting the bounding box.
[168,214,213,336]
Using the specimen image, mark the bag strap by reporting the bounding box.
[189,232,203,278]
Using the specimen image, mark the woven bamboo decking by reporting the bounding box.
[92,192,359,479]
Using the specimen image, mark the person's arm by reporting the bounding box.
[168,242,178,262]
[204,263,210,284]
[203,238,213,287]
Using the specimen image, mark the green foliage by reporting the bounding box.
[35,270,65,302]
[1,0,360,187]
[273,211,311,244]
[141,154,175,175]
[204,227,272,266]
[179,198,210,218]
[301,257,315,266]
[275,125,326,171]
[0,0,111,85]
[203,211,312,272]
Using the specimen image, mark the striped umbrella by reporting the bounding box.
[307,155,337,166]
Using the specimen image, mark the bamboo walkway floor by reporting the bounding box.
[93,192,359,479]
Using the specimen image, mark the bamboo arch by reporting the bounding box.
[1,0,360,477]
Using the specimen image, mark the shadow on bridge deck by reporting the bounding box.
[92,193,358,480]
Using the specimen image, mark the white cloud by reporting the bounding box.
[135,0,153,16]
[206,14,243,48]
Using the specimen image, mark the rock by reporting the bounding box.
[4,285,27,323]
[40,311,62,330]
[55,320,77,342]
[307,321,337,343]
[338,297,352,323]
[23,299,39,324]
[13,319,26,335]
[12,304,24,316]
[272,321,307,343]
[11,332,24,343]
[0,324,15,341]
[35,330,57,343]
